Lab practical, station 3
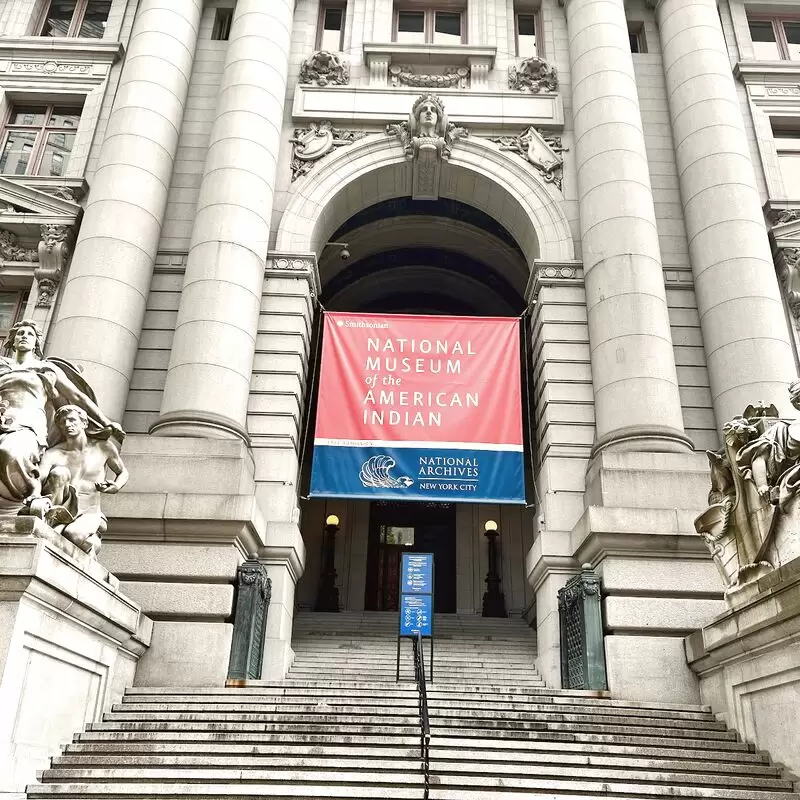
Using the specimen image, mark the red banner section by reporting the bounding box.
[310,312,525,504]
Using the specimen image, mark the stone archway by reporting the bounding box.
[274,134,575,267]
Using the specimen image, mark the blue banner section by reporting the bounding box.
[310,445,525,503]
[402,553,433,594]
[400,594,433,637]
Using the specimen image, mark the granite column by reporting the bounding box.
[46,0,203,420]
[654,0,797,425]
[564,0,691,453]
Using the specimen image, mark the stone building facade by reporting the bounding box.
[2,0,800,789]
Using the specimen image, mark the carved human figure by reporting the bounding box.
[0,320,123,511]
[29,405,128,556]
[410,94,447,159]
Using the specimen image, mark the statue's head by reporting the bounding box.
[5,319,43,359]
[789,380,800,410]
[412,94,446,136]
[55,404,89,437]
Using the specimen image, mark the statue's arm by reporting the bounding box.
[96,441,128,495]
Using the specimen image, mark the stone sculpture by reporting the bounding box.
[489,126,568,191]
[289,121,366,181]
[695,383,800,593]
[0,319,125,556]
[386,94,469,200]
[508,56,559,93]
[299,50,349,86]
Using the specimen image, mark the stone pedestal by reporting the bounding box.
[0,517,151,799]
[686,556,800,779]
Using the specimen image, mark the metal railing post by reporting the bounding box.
[227,556,271,682]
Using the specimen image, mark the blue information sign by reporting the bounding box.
[401,553,433,594]
[400,594,433,637]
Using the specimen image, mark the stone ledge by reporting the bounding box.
[0,517,151,653]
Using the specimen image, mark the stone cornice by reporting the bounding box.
[363,42,496,68]
[0,37,124,63]
[525,259,584,304]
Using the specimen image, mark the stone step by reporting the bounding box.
[50,751,781,776]
[26,778,800,799]
[60,739,768,764]
[102,708,730,734]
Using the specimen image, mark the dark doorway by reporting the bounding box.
[365,501,457,613]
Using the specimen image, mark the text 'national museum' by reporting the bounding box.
[1,0,800,797]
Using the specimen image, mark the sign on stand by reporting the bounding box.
[397,552,434,681]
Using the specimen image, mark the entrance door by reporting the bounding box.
[365,501,457,613]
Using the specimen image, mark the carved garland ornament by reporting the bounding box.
[389,65,469,89]
[508,56,559,93]
[299,50,349,86]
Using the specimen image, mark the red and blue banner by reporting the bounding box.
[309,312,525,504]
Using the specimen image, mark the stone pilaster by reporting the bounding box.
[152,0,294,441]
[562,0,691,454]
[654,0,797,424]
[46,1,203,420]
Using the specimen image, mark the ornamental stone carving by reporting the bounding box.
[776,247,800,324]
[389,64,468,89]
[36,224,72,308]
[386,94,469,200]
[299,50,349,86]
[489,127,567,191]
[508,56,558,93]
[695,384,800,595]
[289,121,366,181]
[777,209,800,224]
[0,229,37,262]
[0,320,127,558]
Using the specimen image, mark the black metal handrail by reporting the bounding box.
[412,632,431,799]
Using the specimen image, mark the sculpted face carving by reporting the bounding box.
[412,94,445,139]
[417,100,439,136]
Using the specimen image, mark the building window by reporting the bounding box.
[0,293,27,350]
[515,12,537,58]
[0,106,80,177]
[394,8,464,45]
[748,16,800,61]
[211,8,233,41]
[628,22,646,53]
[317,3,346,51]
[773,127,800,195]
[38,0,111,38]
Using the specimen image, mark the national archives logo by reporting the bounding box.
[359,455,414,489]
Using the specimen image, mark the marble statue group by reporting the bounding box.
[0,319,126,557]
[696,382,800,593]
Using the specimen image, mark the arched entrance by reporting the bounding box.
[275,135,574,616]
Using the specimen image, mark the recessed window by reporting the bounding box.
[0,293,28,350]
[515,12,537,57]
[317,4,346,51]
[38,0,111,38]
[395,8,464,45]
[628,22,646,54]
[773,126,800,196]
[748,16,800,61]
[211,8,233,41]
[0,105,80,177]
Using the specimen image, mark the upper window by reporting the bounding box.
[211,8,233,41]
[773,126,800,196]
[38,0,111,38]
[628,22,646,54]
[395,8,464,45]
[317,3,346,51]
[748,16,800,61]
[515,12,537,58]
[0,105,81,177]
[0,293,28,351]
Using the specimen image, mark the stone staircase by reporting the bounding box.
[26,612,800,799]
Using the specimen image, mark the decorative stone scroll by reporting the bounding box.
[36,224,72,307]
[386,94,468,200]
[389,65,469,89]
[290,121,366,181]
[488,126,567,191]
[0,319,127,558]
[508,56,558,93]
[299,50,349,86]
[695,384,800,595]
[776,247,800,325]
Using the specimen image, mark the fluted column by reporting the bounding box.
[563,0,691,453]
[46,1,203,420]
[654,0,797,424]
[152,0,293,441]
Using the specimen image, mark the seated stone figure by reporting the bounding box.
[695,382,800,593]
[26,405,128,557]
